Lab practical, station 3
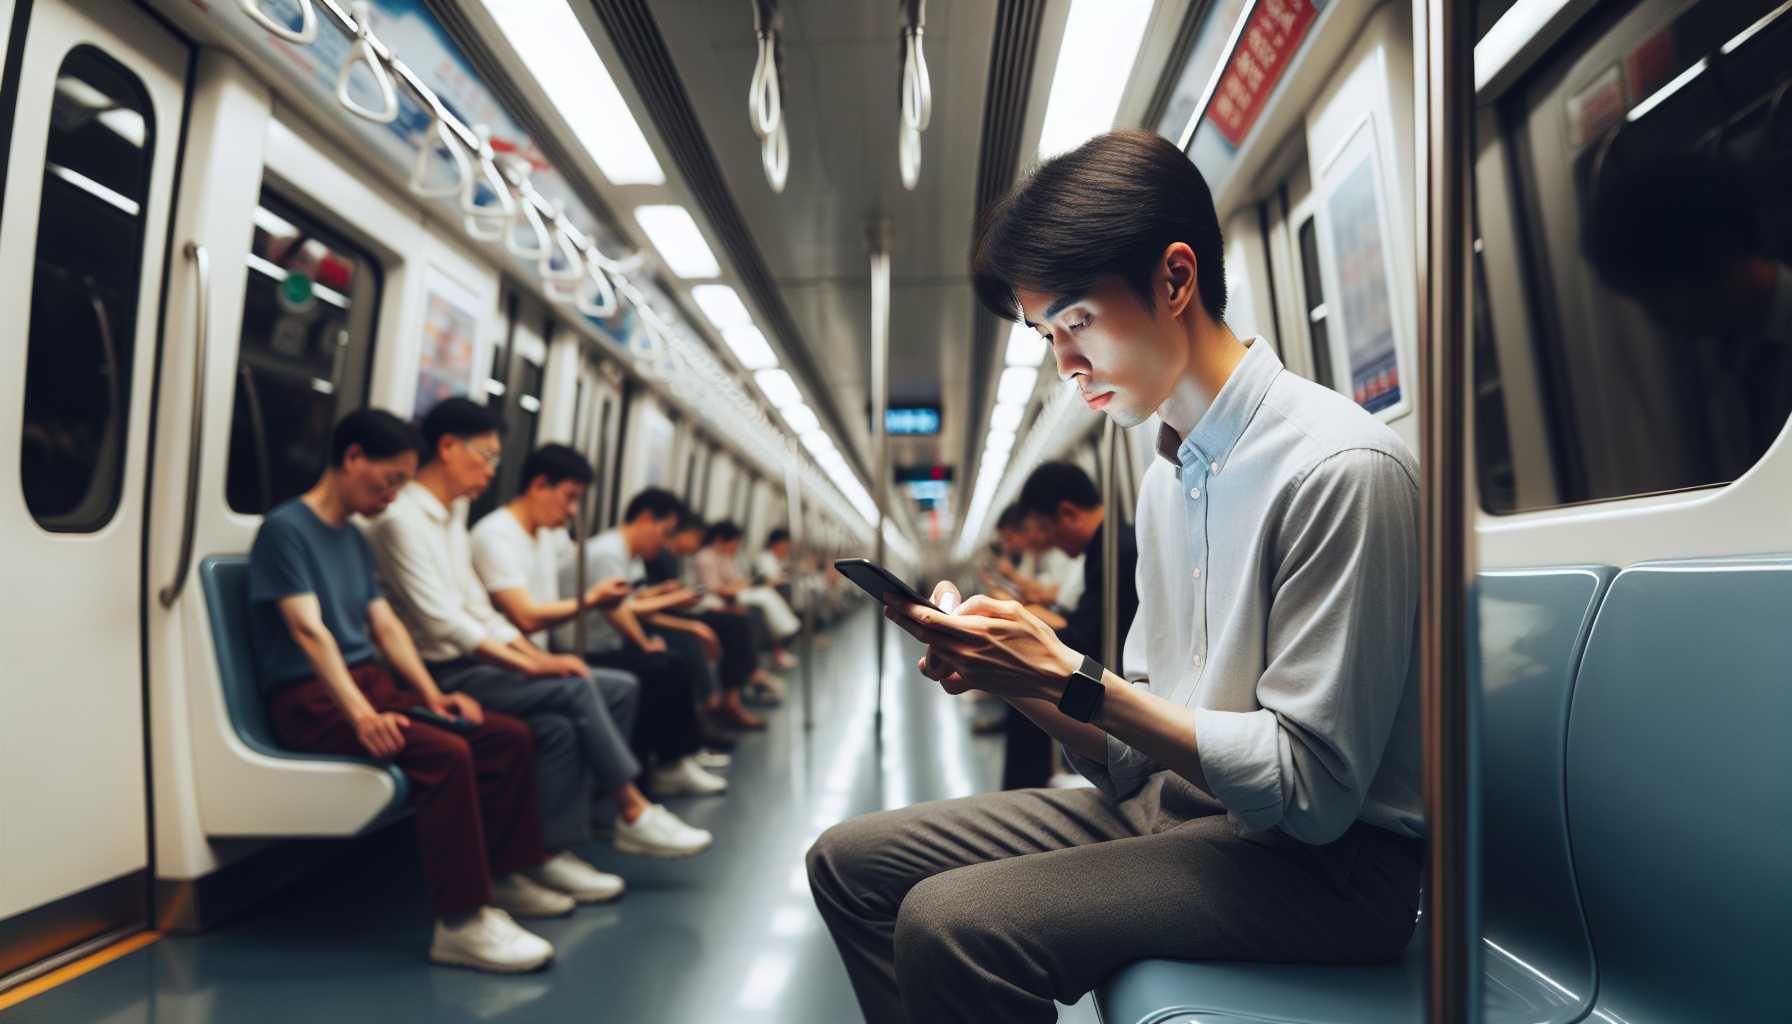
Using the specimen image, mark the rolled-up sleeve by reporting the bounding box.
[1193,448,1419,844]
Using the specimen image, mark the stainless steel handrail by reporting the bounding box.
[159,242,211,608]
[1100,418,1120,669]
[1417,0,1474,1020]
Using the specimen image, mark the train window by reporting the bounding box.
[225,192,381,515]
[18,48,154,532]
[1295,217,1336,390]
[1476,0,1792,512]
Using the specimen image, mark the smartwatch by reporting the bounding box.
[1057,655,1107,722]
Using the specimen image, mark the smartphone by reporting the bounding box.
[834,558,940,610]
[406,706,480,735]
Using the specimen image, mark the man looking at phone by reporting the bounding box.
[808,129,1424,1023]
[250,409,556,972]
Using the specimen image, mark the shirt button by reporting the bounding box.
[1191,567,1202,580]
[1211,462,1221,473]
[1188,487,1201,500]
[1192,653,1204,669]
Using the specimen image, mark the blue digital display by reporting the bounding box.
[886,406,941,435]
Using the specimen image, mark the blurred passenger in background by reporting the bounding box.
[696,521,802,671]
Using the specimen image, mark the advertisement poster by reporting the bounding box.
[1324,140,1402,413]
[414,273,480,416]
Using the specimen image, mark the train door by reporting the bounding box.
[0,0,188,979]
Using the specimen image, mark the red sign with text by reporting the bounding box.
[1204,0,1320,148]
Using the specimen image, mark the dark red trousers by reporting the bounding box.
[269,663,549,918]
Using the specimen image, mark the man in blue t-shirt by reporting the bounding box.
[248,408,558,974]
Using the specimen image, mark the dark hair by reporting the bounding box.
[673,513,706,534]
[995,503,1027,531]
[520,443,594,492]
[1586,152,1760,294]
[766,527,790,546]
[331,408,422,467]
[704,520,744,545]
[973,130,1226,325]
[1017,461,1101,518]
[420,397,505,462]
[623,487,683,524]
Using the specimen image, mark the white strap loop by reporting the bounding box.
[573,253,620,319]
[899,120,921,191]
[762,119,789,193]
[505,179,552,260]
[409,112,471,198]
[336,2,399,125]
[462,125,515,240]
[240,0,318,44]
[902,29,932,132]
[749,33,782,138]
[540,210,586,295]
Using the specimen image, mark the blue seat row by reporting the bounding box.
[1097,558,1792,1024]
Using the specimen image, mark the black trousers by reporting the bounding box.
[582,646,703,765]
[696,610,756,691]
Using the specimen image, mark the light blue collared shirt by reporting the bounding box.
[1068,339,1426,843]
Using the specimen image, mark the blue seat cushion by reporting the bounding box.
[1097,935,1422,1024]
[199,555,409,829]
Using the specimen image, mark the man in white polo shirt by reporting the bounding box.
[809,130,1424,1023]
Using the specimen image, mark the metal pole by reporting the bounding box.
[1099,418,1121,670]
[1416,0,1474,1020]
[572,466,590,657]
[868,224,892,736]
[782,439,816,731]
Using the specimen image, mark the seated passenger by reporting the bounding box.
[810,130,1423,1022]
[557,487,729,800]
[364,399,701,879]
[752,528,795,605]
[248,408,557,973]
[695,521,801,670]
[653,513,776,724]
[463,442,716,857]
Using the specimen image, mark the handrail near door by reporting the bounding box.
[1416,0,1475,1021]
[159,241,211,608]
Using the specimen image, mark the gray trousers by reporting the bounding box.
[429,659,642,851]
[807,771,1422,1024]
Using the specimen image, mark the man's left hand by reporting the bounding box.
[433,692,485,726]
[885,593,1082,701]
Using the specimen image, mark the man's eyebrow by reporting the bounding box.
[1042,292,1086,321]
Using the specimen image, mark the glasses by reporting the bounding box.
[464,442,502,469]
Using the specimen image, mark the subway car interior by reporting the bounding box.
[0,0,1787,1021]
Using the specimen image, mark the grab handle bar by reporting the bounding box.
[239,0,318,45]
[160,242,211,608]
[336,2,399,125]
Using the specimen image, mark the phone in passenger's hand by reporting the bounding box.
[833,558,941,611]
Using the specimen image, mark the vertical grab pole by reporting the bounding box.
[572,457,591,658]
[1416,0,1475,1020]
[782,438,816,731]
[868,224,892,738]
[1100,419,1121,670]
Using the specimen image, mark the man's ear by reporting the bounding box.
[1161,242,1199,319]
[1055,500,1080,525]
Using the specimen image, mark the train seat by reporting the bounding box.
[192,555,409,836]
[1096,568,1612,1024]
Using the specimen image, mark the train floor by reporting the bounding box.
[4,607,1101,1023]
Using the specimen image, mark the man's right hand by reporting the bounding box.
[584,576,632,609]
[641,635,669,655]
[930,580,963,613]
[353,711,408,760]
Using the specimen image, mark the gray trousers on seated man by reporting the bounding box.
[807,771,1422,1024]
[428,658,641,850]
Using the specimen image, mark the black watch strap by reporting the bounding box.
[1057,655,1106,722]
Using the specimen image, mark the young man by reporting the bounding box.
[653,513,774,725]
[560,487,729,800]
[810,129,1424,1022]
[694,521,801,670]
[364,399,666,886]
[249,409,556,973]
[467,442,715,858]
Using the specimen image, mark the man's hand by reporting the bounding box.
[690,622,721,660]
[668,587,703,609]
[526,653,589,679]
[584,576,632,609]
[641,635,669,655]
[885,584,1081,701]
[432,692,485,726]
[353,710,409,759]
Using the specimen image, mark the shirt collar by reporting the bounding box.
[1153,337,1282,471]
[401,480,452,524]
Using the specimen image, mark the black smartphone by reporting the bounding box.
[406,706,480,735]
[833,558,940,611]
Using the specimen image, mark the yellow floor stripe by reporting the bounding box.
[0,931,161,1012]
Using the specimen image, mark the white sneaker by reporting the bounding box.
[430,907,554,973]
[650,756,729,796]
[613,803,714,858]
[694,749,733,770]
[491,871,576,919]
[526,851,625,904]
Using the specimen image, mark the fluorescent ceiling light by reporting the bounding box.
[998,366,1038,404]
[691,284,754,330]
[1036,0,1155,158]
[1005,322,1048,366]
[985,429,1015,453]
[481,1,664,186]
[780,403,820,434]
[721,324,779,370]
[989,402,1024,432]
[754,368,804,407]
[633,205,721,278]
